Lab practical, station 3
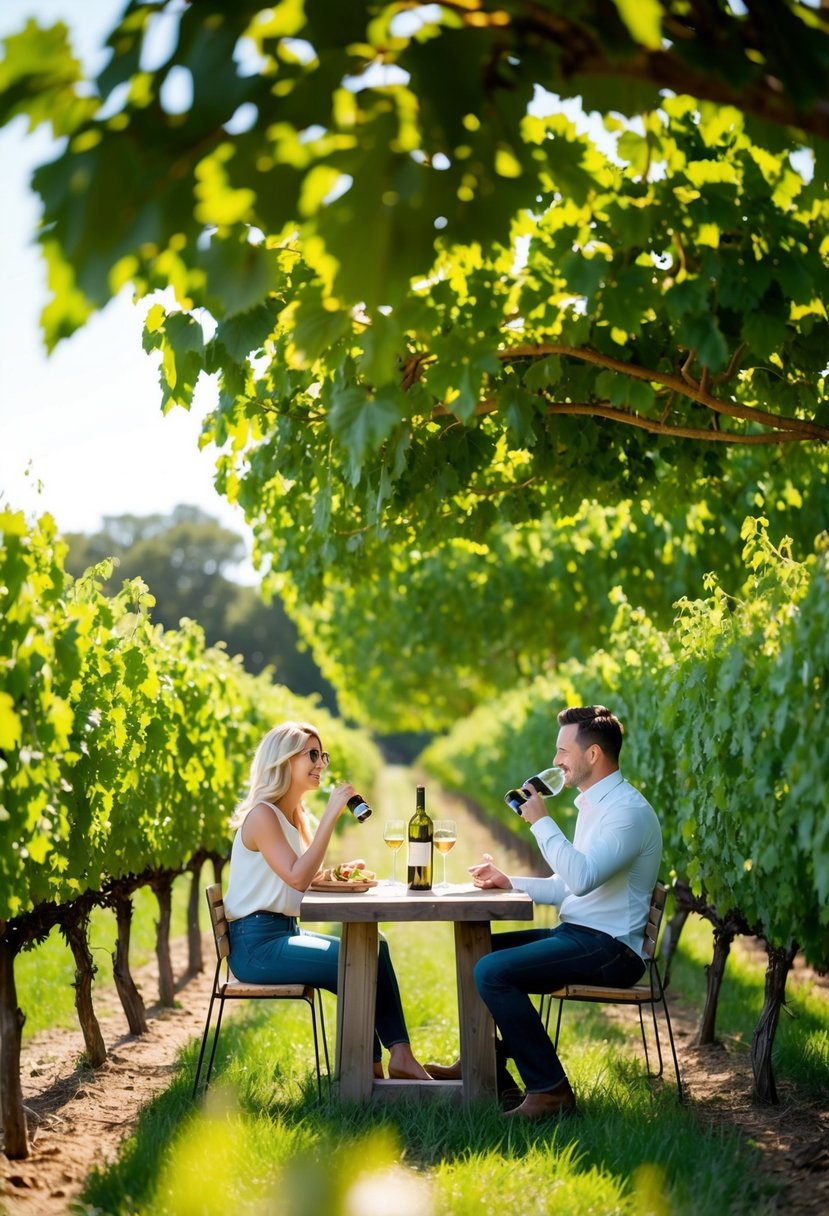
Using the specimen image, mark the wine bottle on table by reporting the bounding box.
[407,785,433,890]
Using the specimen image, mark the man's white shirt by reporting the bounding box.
[509,771,662,955]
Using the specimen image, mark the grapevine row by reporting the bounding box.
[423,517,829,1102]
[0,508,380,1158]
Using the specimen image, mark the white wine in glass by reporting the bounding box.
[433,819,457,891]
[383,819,405,886]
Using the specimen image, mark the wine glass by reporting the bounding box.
[383,819,405,887]
[526,766,565,797]
[433,819,457,891]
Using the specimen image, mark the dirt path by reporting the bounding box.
[1,775,828,1214]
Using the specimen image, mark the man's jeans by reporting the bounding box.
[474,923,645,1092]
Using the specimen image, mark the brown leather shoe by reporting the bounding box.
[499,1084,524,1111]
[424,1058,462,1081]
[502,1079,576,1121]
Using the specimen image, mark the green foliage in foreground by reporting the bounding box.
[77,911,827,1216]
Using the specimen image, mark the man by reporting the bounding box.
[426,704,662,1120]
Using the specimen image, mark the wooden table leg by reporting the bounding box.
[336,920,377,1101]
[454,921,496,1103]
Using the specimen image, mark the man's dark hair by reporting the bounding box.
[557,705,623,763]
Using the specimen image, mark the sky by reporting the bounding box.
[0,0,256,575]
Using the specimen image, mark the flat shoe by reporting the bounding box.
[424,1059,462,1081]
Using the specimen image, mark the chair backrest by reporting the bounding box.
[642,882,667,961]
[205,883,231,963]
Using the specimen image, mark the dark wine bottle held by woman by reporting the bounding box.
[407,785,433,890]
[346,792,372,822]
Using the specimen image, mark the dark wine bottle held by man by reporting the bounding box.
[407,785,433,890]
[504,766,565,814]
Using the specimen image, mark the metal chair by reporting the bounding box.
[540,882,683,1100]
[193,883,330,1099]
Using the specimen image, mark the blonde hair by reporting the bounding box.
[229,720,321,842]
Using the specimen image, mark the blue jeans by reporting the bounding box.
[474,923,645,1093]
[227,912,410,1063]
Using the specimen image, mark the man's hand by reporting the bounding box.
[468,853,512,890]
[519,787,548,825]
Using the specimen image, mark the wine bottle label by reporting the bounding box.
[408,842,432,866]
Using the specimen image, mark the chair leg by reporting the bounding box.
[192,989,218,1097]
[538,993,550,1032]
[554,998,565,1050]
[307,996,323,1100]
[204,994,227,1090]
[636,965,660,1079]
[317,989,331,1092]
[639,1002,663,1079]
[654,965,684,1102]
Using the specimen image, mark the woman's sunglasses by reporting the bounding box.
[301,747,330,768]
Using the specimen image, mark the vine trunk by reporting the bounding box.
[0,934,28,1159]
[697,924,734,1046]
[112,894,147,1035]
[186,857,204,978]
[62,900,107,1068]
[752,940,798,1104]
[152,874,175,1007]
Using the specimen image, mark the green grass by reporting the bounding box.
[15,877,195,1039]
[76,913,808,1216]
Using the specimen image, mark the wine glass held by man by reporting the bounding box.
[426,705,663,1120]
[222,720,431,1081]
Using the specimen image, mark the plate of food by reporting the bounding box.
[309,865,378,892]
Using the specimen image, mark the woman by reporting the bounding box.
[224,720,429,1081]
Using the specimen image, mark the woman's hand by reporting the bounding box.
[468,853,513,890]
[323,782,356,819]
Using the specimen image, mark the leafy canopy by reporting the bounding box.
[3,1,829,727]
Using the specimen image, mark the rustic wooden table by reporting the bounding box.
[300,884,533,1103]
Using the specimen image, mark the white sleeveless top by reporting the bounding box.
[223,801,305,920]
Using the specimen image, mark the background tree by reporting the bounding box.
[65,506,338,709]
[3,0,829,731]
